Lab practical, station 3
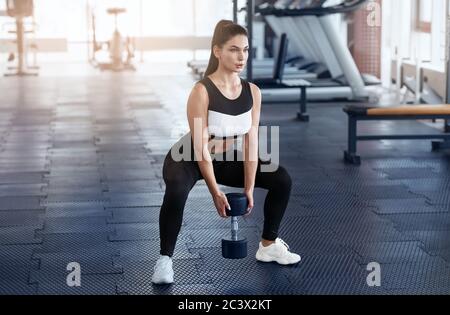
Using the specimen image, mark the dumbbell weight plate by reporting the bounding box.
[222,238,247,259]
[225,193,248,217]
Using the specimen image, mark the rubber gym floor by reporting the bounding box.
[1,67,450,295]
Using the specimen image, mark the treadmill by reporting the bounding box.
[252,33,304,87]
[255,0,381,101]
[252,33,312,121]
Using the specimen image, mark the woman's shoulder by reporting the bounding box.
[245,80,261,100]
[192,80,209,96]
[240,78,260,92]
[187,80,209,106]
[247,81,260,92]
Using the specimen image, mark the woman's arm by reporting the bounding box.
[187,83,230,217]
[243,83,262,212]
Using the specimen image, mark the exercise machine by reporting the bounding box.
[4,0,38,76]
[89,7,135,72]
[252,0,381,101]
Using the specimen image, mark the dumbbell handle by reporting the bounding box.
[231,216,238,241]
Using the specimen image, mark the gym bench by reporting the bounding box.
[343,105,450,165]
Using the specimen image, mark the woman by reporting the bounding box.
[152,20,300,285]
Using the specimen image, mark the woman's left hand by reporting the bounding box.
[244,189,254,216]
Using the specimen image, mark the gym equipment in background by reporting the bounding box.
[4,0,38,76]
[254,0,380,102]
[90,7,135,72]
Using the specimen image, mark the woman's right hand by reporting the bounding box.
[212,191,231,218]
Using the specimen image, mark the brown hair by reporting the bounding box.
[204,20,248,77]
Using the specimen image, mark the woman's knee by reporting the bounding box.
[163,153,196,183]
[163,163,197,199]
[259,165,292,192]
[164,171,197,199]
[274,166,292,192]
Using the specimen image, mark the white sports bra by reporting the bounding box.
[200,77,253,139]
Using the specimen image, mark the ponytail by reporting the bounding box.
[204,50,219,77]
[203,20,248,78]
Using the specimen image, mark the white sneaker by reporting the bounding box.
[255,238,301,265]
[151,255,174,284]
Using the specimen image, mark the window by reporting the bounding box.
[416,0,432,33]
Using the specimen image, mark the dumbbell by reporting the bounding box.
[222,193,248,259]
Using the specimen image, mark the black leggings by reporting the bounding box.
[159,148,292,257]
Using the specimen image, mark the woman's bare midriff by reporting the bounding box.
[208,138,235,154]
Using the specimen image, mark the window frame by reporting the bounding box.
[415,0,431,33]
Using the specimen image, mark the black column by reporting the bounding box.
[246,0,254,82]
